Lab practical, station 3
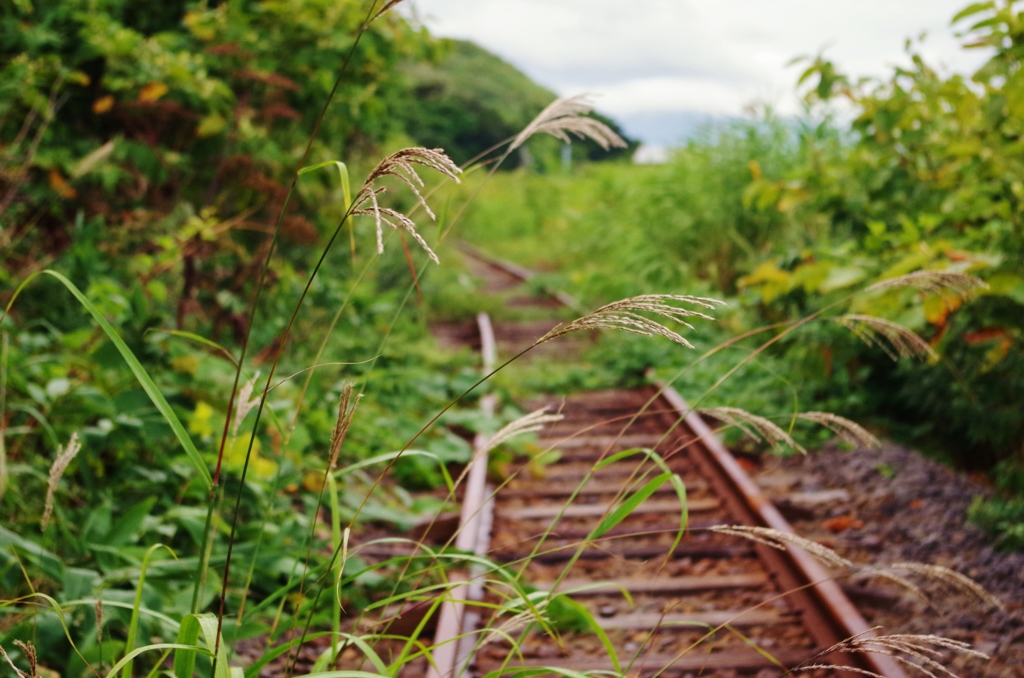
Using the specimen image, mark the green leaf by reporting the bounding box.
[559,597,620,672]
[591,448,687,553]
[107,497,157,547]
[311,634,388,674]
[122,544,176,678]
[298,160,355,257]
[0,526,64,580]
[952,1,994,24]
[173,613,230,678]
[3,271,212,490]
[196,113,227,137]
[589,472,670,539]
[108,644,204,678]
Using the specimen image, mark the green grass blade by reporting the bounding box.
[589,472,670,540]
[3,270,212,490]
[62,598,181,630]
[298,160,355,259]
[106,644,206,678]
[122,544,175,678]
[153,329,238,366]
[592,447,689,554]
[592,448,647,470]
[666,473,689,555]
[241,632,333,678]
[300,672,389,678]
[311,634,388,674]
[173,612,231,678]
[327,474,343,666]
[559,596,620,673]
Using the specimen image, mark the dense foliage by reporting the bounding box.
[2,0,1023,675]
[456,3,1024,543]
[0,2,491,673]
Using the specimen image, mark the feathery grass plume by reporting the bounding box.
[860,567,930,602]
[510,94,628,151]
[797,412,881,449]
[859,562,1003,610]
[836,314,938,361]
[13,641,36,678]
[231,371,261,437]
[699,406,807,454]
[328,383,361,470]
[536,294,724,349]
[95,599,103,643]
[481,407,564,457]
[351,147,461,264]
[0,644,28,678]
[480,608,550,646]
[867,270,987,296]
[41,432,82,530]
[710,525,851,569]
[798,630,989,678]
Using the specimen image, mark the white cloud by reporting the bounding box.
[406,0,990,138]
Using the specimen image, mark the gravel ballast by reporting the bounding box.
[751,443,1024,677]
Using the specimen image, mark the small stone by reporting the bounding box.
[598,605,617,618]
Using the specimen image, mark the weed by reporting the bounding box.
[0,2,1004,678]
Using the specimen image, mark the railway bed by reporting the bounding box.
[422,250,908,678]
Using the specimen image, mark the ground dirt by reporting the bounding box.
[752,443,1024,677]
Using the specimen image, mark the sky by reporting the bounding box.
[405,0,989,145]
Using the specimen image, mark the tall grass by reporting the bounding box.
[0,4,998,678]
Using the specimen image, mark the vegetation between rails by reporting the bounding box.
[0,0,1019,676]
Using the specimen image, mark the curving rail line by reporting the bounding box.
[423,248,907,678]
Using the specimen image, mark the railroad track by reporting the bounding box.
[423,249,906,678]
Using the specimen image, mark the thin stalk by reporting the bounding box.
[286,252,378,437]
[190,500,218,613]
[207,0,383,654]
[283,275,422,677]
[0,332,8,501]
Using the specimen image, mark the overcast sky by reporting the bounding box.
[406,1,989,144]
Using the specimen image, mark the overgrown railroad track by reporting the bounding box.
[425,249,907,678]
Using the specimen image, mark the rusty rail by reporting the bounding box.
[656,382,906,678]
[426,313,499,678]
[425,248,908,677]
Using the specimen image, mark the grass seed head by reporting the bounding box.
[867,271,987,296]
[329,383,361,470]
[482,407,564,457]
[710,525,851,569]
[858,562,1002,610]
[232,371,262,438]
[836,314,937,361]
[807,629,989,678]
[797,411,881,449]
[41,432,82,530]
[0,644,28,678]
[352,147,461,264]
[13,641,36,678]
[511,94,628,151]
[700,406,807,454]
[537,294,724,348]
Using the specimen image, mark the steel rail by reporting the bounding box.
[430,247,908,677]
[655,382,907,678]
[426,313,499,678]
